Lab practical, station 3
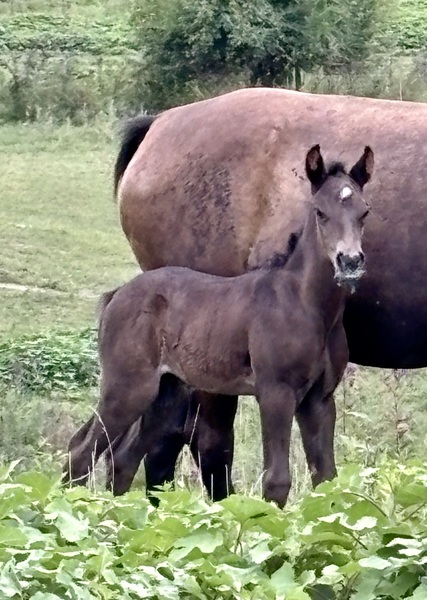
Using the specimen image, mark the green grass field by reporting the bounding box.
[0,119,138,337]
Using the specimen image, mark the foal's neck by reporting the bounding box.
[283,209,347,329]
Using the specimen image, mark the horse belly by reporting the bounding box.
[162,343,255,396]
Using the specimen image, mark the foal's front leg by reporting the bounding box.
[296,387,337,487]
[257,381,296,508]
[296,324,347,488]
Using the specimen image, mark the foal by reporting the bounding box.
[65,145,374,507]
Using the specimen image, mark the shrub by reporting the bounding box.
[1,461,427,598]
[0,328,98,393]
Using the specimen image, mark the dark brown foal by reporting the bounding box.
[64,144,374,507]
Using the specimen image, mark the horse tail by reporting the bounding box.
[113,114,156,196]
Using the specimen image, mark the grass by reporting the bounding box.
[0,0,126,19]
[0,118,138,337]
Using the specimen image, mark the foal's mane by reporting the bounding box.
[326,162,347,177]
[254,229,303,271]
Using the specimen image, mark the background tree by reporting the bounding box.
[128,0,389,111]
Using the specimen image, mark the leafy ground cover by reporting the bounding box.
[1,461,427,599]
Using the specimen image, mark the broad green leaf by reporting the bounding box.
[309,584,336,600]
[15,471,57,502]
[56,572,93,600]
[359,556,392,569]
[270,562,297,594]
[0,523,29,547]
[170,527,223,560]
[352,571,384,600]
[0,562,24,597]
[247,539,273,564]
[408,583,427,600]
[220,495,278,525]
[54,511,90,543]
[395,481,427,507]
[347,516,377,531]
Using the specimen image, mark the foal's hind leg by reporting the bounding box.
[105,418,146,495]
[107,375,189,497]
[64,374,161,486]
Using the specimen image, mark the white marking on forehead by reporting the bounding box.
[340,186,353,201]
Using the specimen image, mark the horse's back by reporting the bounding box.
[118,87,427,274]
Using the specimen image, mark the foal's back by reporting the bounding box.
[100,266,261,393]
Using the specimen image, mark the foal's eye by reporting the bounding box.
[315,208,329,223]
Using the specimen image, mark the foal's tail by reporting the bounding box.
[113,114,157,196]
[98,288,120,319]
[97,287,121,344]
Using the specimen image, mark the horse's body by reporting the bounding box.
[66,146,373,506]
[108,87,426,497]
[118,87,427,368]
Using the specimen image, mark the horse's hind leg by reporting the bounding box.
[64,374,161,486]
[191,393,237,501]
[296,387,337,488]
[143,376,192,498]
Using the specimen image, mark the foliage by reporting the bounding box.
[386,0,427,52]
[1,0,426,121]
[0,462,427,598]
[0,328,98,393]
[0,13,137,122]
[0,51,130,123]
[128,0,389,110]
[0,13,135,54]
[0,389,92,469]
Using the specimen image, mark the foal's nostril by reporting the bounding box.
[337,252,365,272]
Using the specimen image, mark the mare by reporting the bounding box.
[65,145,373,507]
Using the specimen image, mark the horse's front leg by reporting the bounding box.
[257,381,296,508]
[192,392,237,501]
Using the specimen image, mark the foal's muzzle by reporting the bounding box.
[335,251,366,283]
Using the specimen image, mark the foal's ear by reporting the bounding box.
[349,146,374,189]
[305,144,326,191]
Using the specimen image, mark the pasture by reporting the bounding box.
[2,121,427,597]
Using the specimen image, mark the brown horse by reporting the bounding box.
[107,87,427,499]
[65,145,373,507]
